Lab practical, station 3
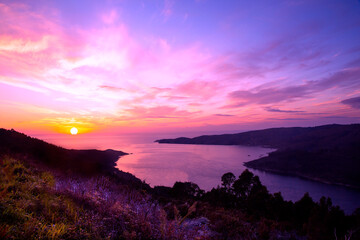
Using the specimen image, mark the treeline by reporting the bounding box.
[205,170,360,239]
[155,170,360,240]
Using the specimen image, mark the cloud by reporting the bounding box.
[99,85,124,91]
[214,114,235,117]
[227,85,310,107]
[0,2,214,107]
[6,0,350,121]
[322,116,355,119]
[341,96,360,109]
[268,118,307,121]
[234,29,328,74]
[173,80,221,100]
[265,107,305,113]
[314,67,360,90]
[2,1,360,133]
[226,67,360,108]
[124,106,199,119]
[0,35,52,53]
[0,2,85,95]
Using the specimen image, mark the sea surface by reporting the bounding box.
[36,132,360,214]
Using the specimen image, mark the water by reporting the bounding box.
[37,133,360,214]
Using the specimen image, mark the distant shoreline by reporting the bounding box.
[244,164,360,190]
[156,124,360,190]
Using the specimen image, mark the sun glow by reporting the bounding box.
[70,127,78,135]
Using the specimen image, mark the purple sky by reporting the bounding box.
[0,0,360,134]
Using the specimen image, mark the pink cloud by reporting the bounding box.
[225,67,360,108]
[99,85,124,92]
[173,80,221,100]
[124,106,199,120]
[1,1,359,133]
[0,35,51,53]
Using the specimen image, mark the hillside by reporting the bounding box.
[0,128,144,187]
[156,124,360,188]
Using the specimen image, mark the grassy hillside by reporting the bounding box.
[0,156,210,239]
[156,124,360,188]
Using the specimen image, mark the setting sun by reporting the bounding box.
[70,127,78,135]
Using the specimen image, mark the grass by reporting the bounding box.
[0,156,211,239]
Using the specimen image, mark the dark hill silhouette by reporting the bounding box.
[156,124,360,188]
[0,128,146,188]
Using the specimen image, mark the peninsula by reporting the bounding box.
[156,124,360,188]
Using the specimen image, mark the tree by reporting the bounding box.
[294,192,315,225]
[172,182,204,198]
[233,169,255,199]
[221,172,235,191]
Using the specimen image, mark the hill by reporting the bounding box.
[0,128,145,187]
[156,124,360,188]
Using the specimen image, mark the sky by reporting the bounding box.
[0,0,360,135]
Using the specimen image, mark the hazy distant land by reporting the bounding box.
[156,124,360,189]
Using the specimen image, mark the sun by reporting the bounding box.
[70,127,78,135]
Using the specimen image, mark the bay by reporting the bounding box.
[37,133,360,214]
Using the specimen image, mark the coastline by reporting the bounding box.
[157,139,360,190]
[244,163,360,190]
[155,124,360,191]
